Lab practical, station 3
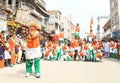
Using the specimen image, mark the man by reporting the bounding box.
[0,30,5,41]
[59,29,64,44]
[74,23,80,38]
[25,23,40,78]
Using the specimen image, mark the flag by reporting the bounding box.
[90,17,93,29]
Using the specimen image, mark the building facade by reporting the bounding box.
[110,0,120,39]
[0,0,49,28]
[61,16,72,39]
[61,16,75,40]
[46,10,61,33]
[102,19,111,39]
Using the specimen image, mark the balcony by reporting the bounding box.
[34,0,46,10]
[18,2,35,10]
[0,0,6,8]
[102,29,111,37]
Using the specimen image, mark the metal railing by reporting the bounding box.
[18,2,36,10]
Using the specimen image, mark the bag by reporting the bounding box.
[0,55,3,60]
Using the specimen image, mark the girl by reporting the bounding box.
[4,36,11,67]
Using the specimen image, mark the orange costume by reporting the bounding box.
[59,32,64,43]
[96,52,102,59]
[0,59,4,68]
[25,23,41,78]
[27,30,39,48]
[44,41,52,57]
[62,45,67,51]
[110,41,114,53]
[59,32,64,39]
[75,26,80,32]
[74,25,80,38]
[68,51,74,57]
[89,32,94,42]
[8,37,17,64]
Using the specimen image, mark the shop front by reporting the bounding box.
[112,29,120,39]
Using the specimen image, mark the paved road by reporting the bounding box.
[0,59,120,83]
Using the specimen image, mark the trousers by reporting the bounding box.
[26,57,40,74]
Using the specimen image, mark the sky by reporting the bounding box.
[44,0,110,38]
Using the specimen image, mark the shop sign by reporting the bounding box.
[15,10,41,28]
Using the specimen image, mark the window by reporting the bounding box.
[8,0,12,5]
[111,0,115,9]
[111,18,114,26]
[115,1,118,7]
[0,0,2,3]
[3,0,6,4]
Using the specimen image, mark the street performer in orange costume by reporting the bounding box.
[25,23,40,78]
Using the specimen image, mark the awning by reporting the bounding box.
[112,29,120,38]
[33,2,49,17]
[36,3,49,17]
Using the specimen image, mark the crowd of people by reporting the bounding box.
[0,23,120,78]
[0,23,41,78]
[40,34,103,62]
[39,24,120,62]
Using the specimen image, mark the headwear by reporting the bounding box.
[30,23,38,29]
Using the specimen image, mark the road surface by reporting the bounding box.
[0,59,120,83]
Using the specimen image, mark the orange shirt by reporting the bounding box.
[80,52,84,56]
[84,44,88,50]
[82,41,88,50]
[53,34,59,42]
[96,52,102,58]
[8,38,15,52]
[59,32,64,38]
[53,43,57,50]
[93,45,97,51]
[48,41,52,48]
[72,40,79,48]
[75,26,80,32]
[45,49,51,57]
[68,51,73,56]
[91,42,95,46]
[110,42,114,48]
[62,45,67,51]
[27,30,39,48]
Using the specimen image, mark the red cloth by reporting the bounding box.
[53,34,59,42]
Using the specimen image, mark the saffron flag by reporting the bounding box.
[90,17,93,29]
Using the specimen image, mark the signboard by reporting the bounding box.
[15,10,41,28]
